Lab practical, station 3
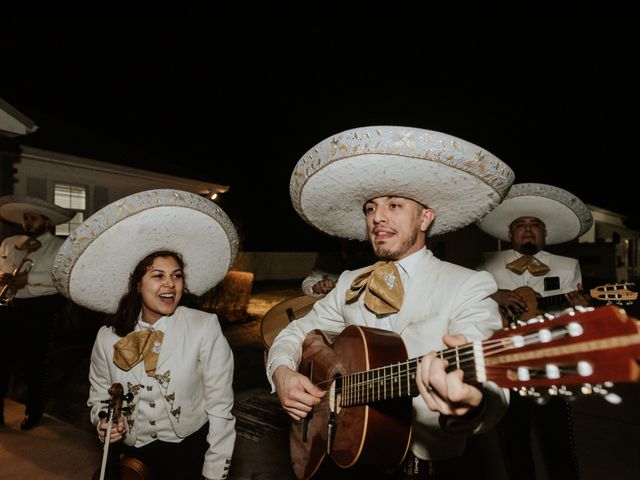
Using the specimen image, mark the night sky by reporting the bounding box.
[2,11,639,251]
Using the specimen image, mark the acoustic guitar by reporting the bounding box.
[290,305,640,480]
[500,282,637,326]
[260,295,319,350]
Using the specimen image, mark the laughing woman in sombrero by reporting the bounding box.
[53,189,238,480]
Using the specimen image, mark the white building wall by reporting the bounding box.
[15,146,228,216]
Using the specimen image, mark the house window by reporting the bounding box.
[54,183,86,236]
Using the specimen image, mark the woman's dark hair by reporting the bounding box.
[106,250,192,337]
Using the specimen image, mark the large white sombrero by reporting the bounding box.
[52,189,238,314]
[290,126,515,240]
[0,195,74,225]
[477,183,593,245]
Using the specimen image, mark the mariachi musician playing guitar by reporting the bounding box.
[476,183,594,327]
[476,182,595,480]
[267,126,515,479]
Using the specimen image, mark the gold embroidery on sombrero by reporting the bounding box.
[345,261,404,315]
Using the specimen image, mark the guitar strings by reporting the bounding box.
[311,331,548,393]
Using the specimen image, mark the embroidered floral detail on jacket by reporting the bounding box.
[154,370,171,388]
[170,406,181,421]
[127,382,142,397]
[153,370,180,423]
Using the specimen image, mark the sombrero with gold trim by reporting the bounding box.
[0,195,74,225]
[290,126,515,240]
[52,189,238,314]
[477,182,593,244]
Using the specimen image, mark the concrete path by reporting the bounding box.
[0,398,100,480]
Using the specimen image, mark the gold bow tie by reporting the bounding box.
[506,255,550,276]
[345,261,404,315]
[113,329,164,376]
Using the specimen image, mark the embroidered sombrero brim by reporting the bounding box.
[0,195,74,225]
[52,189,238,314]
[290,126,515,240]
[477,183,593,245]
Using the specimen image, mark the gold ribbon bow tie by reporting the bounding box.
[345,261,404,315]
[506,255,550,276]
[113,329,164,377]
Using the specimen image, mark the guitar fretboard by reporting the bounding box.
[537,292,570,311]
[339,346,476,407]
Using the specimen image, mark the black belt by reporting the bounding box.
[401,451,459,478]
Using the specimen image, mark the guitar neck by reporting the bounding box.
[339,358,420,406]
[536,292,570,311]
[339,347,472,407]
[338,305,640,407]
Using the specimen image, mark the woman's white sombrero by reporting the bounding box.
[0,195,74,225]
[477,183,593,245]
[290,126,515,240]
[52,189,238,314]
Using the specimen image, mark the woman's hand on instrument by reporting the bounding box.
[97,415,127,443]
[416,334,483,417]
[273,365,325,421]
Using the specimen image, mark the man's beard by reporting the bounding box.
[26,224,48,237]
[373,227,420,261]
[519,242,539,255]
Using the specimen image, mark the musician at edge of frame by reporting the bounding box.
[266,126,513,480]
[476,182,592,325]
[475,182,593,480]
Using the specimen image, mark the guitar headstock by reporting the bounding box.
[590,282,638,304]
[483,306,640,399]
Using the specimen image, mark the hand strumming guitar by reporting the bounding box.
[416,334,483,417]
[491,288,528,316]
[273,365,325,421]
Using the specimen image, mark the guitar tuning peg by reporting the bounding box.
[534,396,549,406]
[604,392,622,405]
[557,386,573,397]
[580,384,594,395]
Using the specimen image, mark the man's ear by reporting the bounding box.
[420,208,436,232]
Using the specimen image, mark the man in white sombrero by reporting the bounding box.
[0,195,73,430]
[476,182,593,322]
[266,126,514,479]
[52,189,237,480]
[476,183,592,480]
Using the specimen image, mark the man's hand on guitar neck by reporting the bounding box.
[565,283,590,308]
[416,334,483,417]
[273,365,325,421]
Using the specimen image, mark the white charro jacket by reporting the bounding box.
[88,306,235,480]
[267,249,508,461]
